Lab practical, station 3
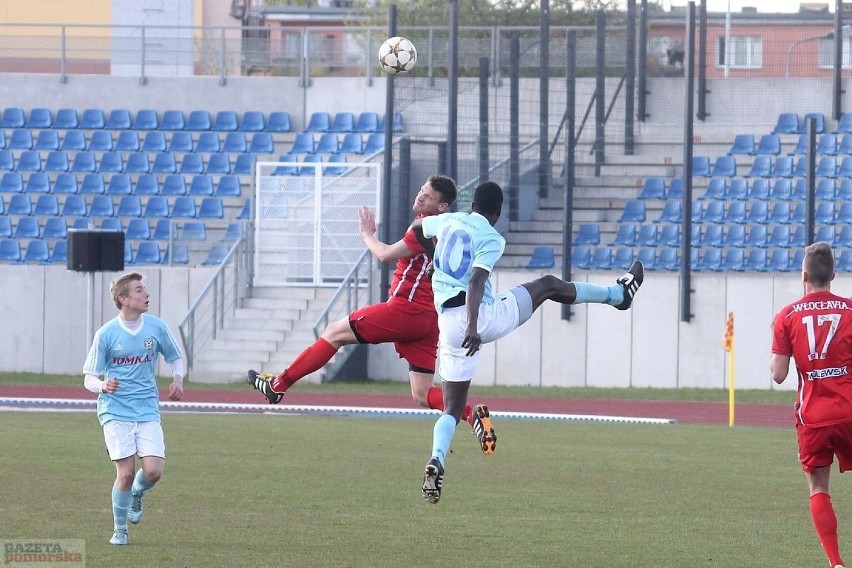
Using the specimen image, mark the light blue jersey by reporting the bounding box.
[421,211,505,313]
[83,314,182,425]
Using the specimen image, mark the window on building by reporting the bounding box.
[818,37,852,69]
[716,36,762,69]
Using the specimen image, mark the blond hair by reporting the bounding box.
[110,272,144,309]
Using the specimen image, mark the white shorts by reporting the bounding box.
[437,286,533,383]
[102,420,165,461]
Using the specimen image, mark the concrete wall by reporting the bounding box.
[9,265,837,388]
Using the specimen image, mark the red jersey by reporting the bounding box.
[387,215,435,312]
[772,291,852,427]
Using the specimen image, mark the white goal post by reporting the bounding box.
[253,160,382,287]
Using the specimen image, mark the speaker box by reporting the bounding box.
[67,230,125,272]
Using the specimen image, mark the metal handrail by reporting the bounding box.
[312,248,375,340]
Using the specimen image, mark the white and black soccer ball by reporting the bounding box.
[378,36,417,75]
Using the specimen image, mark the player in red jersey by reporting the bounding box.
[771,241,852,568]
[247,174,495,453]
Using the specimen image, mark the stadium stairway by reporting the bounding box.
[187,285,336,382]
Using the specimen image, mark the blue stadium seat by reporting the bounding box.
[106,174,132,195]
[692,155,712,177]
[655,200,682,223]
[239,111,266,132]
[657,224,681,247]
[315,133,340,154]
[726,178,748,200]
[340,133,363,154]
[213,111,238,132]
[837,156,852,177]
[766,225,791,248]
[619,200,646,222]
[179,153,204,175]
[789,202,806,224]
[380,112,404,133]
[838,202,852,224]
[0,108,25,129]
[144,196,170,218]
[117,195,143,217]
[265,111,291,133]
[14,216,40,238]
[60,195,87,217]
[755,133,781,155]
[814,178,836,200]
[328,112,355,133]
[215,175,241,197]
[637,247,656,270]
[768,178,793,200]
[816,156,838,178]
[162,242,189,265]
[180,221,207,241]
[788,249,805,271]
[354,112,379,133]
[85,131,112,152]
[133,241,161,264]
[695,248,722,271]
[696,225,723,247]
[839,134,852,155]
[161,175,187,196]
[123,241,133,264]
[202,242,229,265]
[571,246,591,269]
[721,224,746,248]
[0,172,22,193]
[363,133,385,154]
[189,175,214,196]
[815,225,836,245]
[80,108,105,130]
[837,250,852,272]
[98,152,124,173]
[325,154,347,176]
[151,152,178,174]
[16,150,41,172]
[746,178,770,200]
[99,217,122,232]
[49,240,67,263]
[721,201,746,224]
[303,112,331,133]
[43,150,69,172]
[223,222,242,241]
[289,133,315,154]
[817,133,839,155]
[22,240,49,263]
[815,202,836,224]
[711,155,737,177]
[142,131,167,152]
[134,174,159,195]
[837,113,852,135]
[223,132,248,153]
[186,110,212,131]
[573,223,600,245]
[0,129,7,150]
[699,177,725,200]
[634,224,658,247]
[773,112,800,134]
[72,218,92,231]
[697,200,724,224]
[34,130,60,151]
[7,194,32,215]
[126,218,151,240]
[42,217,67,239]
[54,108,79,129]
[610,223,637,247]
[719,249,745,271]
[769,156,794,177]
[610,246,634,270]
[27,107,52,129]
[728,134,755,155]
[0,238,21,261]
[80,173,105,195]
[88,195,114,217]
[171,196,197,218]
[132,109,159,130]
[160,110,186,131]
[745,156,771,178]
[8,129,33,150]
[152,219,175,240]
[25,172,51,194]
[587,247,613,269]
[272,153,298,176]
[236,198,251,219]
[656,248,679,271]
[742,248,768,271]
[169,131,195,153]
[59,130,86,152]
[790,225,806,247]
[639,177,666,199]
[105,109,132,130]
[233,153,256,175]
[124,152,150,174]
[767,202,791,224]
[53,173,78,195]
[839,226,852,247]
[196,132,221,153]
[298,154,322,176]
[205,153,231,174]
[247,132,273,154]
[802,112,825,134]
[789,133,808,156]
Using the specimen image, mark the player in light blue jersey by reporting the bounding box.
[412,181,644,504]
[82,272,185,545]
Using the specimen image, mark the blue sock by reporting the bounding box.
[573,282,623,306]
[431,414,457,466]
[112,486,131,529]
[131,468,155,497]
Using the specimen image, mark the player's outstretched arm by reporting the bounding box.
[359,206,412,263]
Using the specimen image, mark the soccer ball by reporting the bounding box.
[378,36,417,75]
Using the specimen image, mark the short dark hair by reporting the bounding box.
[472,181,503,217]
[427,174,457,206]
[803,241,834,286]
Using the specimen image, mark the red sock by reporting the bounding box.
[271,338,338,392]
[426,387,473,425]
[811,492,844,567]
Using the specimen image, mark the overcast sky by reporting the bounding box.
[662,0,824,13]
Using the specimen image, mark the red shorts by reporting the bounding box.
[349,298,438,373]
[796,421,852,474]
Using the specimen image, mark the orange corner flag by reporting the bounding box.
[723,312,734,352]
